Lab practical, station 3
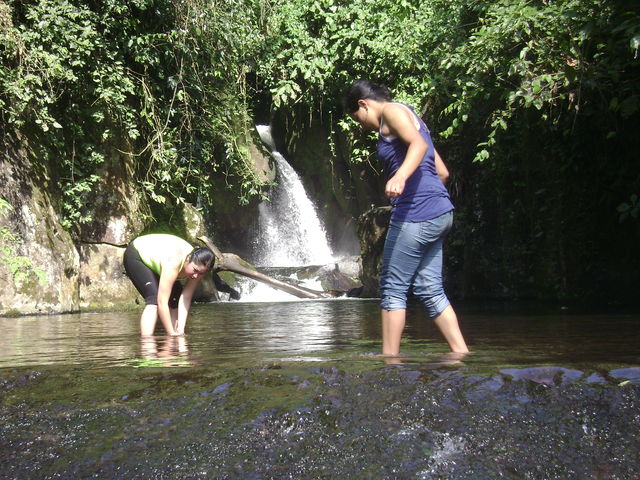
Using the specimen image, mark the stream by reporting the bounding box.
[1,300,639,479]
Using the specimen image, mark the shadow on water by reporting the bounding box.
[1,300,639,479]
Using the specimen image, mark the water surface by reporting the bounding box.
[2,299,638,372]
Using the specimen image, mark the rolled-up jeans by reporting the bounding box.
[379,210,453,318]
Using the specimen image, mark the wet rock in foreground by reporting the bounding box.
[0,365,639,479]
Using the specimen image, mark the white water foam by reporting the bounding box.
[223,126,337,303]
[233,274,325,303]
[253,125,334,268]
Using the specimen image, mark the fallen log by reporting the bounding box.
[198,236,331,300]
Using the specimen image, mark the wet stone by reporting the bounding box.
[609,367,640,384]
[212,381,233,394]
[462,375,505,403]
[0,370,44,392]
[500,366,585,386]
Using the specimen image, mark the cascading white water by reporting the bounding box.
[254,125,334,268]
[226,126,335,302]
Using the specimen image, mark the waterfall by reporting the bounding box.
[253,125,334,268]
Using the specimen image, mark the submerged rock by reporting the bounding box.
[609,367,640,384]
[500,366,584,386]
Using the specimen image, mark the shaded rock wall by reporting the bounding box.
[357,206,391,298]
[205,128,276,260]
[0,135,80,315]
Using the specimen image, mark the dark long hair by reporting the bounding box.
[188,247,215,270]
[342,80,393,113]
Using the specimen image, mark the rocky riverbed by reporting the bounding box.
[1,363,639,479]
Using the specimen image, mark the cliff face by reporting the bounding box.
[0,132,150,315]
[0,135,80,314]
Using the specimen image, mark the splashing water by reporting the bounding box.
[234,273,326,303]
[254,125,334,268]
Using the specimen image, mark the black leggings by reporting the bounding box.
[123,244,182,308]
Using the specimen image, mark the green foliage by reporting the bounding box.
[254,0,474,172]
[0,0,270,231]
[0,199,48,288]
[617,194,639,223]
[257,0,470,115]
[438,0,640,161]
[0,0,638,301]
[255,0,638,163]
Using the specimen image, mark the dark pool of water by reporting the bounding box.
[1,299,638,372]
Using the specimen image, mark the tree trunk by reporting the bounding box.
[198,236,330,300]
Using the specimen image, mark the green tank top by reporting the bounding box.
[131,234,192,276]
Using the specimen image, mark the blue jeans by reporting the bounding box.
[379,210,453,317]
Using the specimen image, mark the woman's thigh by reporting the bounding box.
[382,212,453,277]
[123,245,160,304]
[411,212,454,315]
[381,221,424,287]
[380,212,453,293]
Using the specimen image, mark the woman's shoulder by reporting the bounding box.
[380,103,421,138]
[383,102,413,115]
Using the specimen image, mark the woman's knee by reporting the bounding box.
[415,291,450,318]
[380,293,407,311]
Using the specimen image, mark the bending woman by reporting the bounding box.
[343,80,469,355]
[123,233,214,336]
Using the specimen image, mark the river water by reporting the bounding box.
[1,299,638,370]
[2,301,639,479]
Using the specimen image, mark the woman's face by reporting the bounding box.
[349,101,376,130]
[183,261,208,280]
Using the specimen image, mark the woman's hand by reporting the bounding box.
[385,174,406,198]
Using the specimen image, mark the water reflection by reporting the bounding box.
[0,300,638,371]
[136,336,193,368]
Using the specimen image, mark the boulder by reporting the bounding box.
[78,243,139,310]
[0,135,80,315]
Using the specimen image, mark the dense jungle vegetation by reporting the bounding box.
[1,0,638,303]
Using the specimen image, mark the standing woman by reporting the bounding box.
[343,80,469,355]
[123,233,214,336]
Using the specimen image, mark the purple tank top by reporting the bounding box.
[377,103,454,222]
